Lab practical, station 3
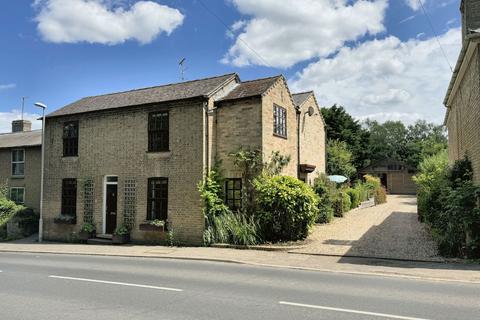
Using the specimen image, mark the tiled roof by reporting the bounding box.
[46,73,238,118]
[0,130,42,149]
[292,91,313,107]
[217,75,282,102]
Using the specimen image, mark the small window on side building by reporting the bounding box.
[148,111,169,152]
[273,104,287,138]
[61,178,77,217]
[11,149,25,176]
[225,178,242,210]
[10,187,25,204]
[147,178,168,221]
[63,121,79,157]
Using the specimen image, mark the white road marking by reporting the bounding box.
[49,275,183,292]
[279,301,431,320]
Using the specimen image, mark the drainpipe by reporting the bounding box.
[296,107,301,179]
[203,100,210,173]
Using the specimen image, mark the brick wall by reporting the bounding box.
[42,100,206,244]
[0,147,41,212]
[447,45,480,184]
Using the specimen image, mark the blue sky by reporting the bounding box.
[0,0,461,132]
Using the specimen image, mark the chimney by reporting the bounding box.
[12,120,32,133]
[461,0,480,45]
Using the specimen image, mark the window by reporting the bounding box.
[63,121,79,157]
[11,149,25,176]
[147,178,168,221]
[61,178,77,217]
[148,111,169,152]
[10,187,24,204]
[273,104,287,137]
[225,178,242,210]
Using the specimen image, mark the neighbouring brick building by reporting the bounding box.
[42,73,326,244]
[358,159,417,195]
[444,0,480,184]
[0,120,42,212]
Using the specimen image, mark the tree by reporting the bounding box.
[365,120,408,163]
[321,105,370,168]
[326,140,356,178]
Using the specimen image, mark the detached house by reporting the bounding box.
[0,120,42,211]
[444,0,480,184]
[42,73,326,244]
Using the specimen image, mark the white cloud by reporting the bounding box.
[404,0,424,11]
[35,0,184,45]
[0,84,16,91]
[290,28,461,124]
[0,110,42,134]
[223,0,387,68]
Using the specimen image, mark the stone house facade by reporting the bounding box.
[42,73,326,244]
[444,0,480,184]
[0,120,42,212]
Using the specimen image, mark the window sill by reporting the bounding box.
[62,156,78,160]
[53,216,77,225]
[146,151,171,159]
[10,175,25,179]
[273,133,288,140]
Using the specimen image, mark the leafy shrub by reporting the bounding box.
[332,190,351,217]
[0,198,24,228]
[354,182,370,202]
[364,174,381,190]
[346,188,360,209]
[374,187,387,205]
[254,174,319,242]
[313,175,335,224]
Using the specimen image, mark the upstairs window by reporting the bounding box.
[11,149,25,176]
[61,178,77,217]
[147,178,168,221]
[148,111,169,152]
[10,187,24,204]
[225,178,242,211]
[63,121,79,157]
[273,104,287,138]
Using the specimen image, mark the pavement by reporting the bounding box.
[292,195,442,262]
[1,252,479,320]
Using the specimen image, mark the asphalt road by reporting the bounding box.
[0,252,479,320]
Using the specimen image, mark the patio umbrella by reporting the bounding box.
[327,175,348,183]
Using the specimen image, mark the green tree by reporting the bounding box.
[326,140,356,178]
[321,105,370,168]
[365,120,408,163]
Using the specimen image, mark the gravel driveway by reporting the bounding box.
[291,195,443,262]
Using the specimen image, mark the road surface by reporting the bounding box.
[0,252,478,319]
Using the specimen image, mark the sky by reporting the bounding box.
[0,0,462,133]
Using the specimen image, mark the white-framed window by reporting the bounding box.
[10,187,25,204]
[11,149,25,176]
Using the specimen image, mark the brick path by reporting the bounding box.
[292,195,443,261]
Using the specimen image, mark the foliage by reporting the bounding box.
[313,174,335,224]
[374,187,387,205]
[326,140,356,178]
[264,151,291,175]
[0,198,24,228]
[414,154,480,258]
[253,174,319,242]
[200,169,259,246]
[114,224,130,235]
[321,105,370,168]
[149,219,166,228]
[80,223,95,233]
[365,119,447,169]
[346,188,361,209]
[354,182,370,202]
[364,174,381,190]
[0,181,7,200]
[331,190,351,217]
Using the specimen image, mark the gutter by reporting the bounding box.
[296,107,301,179]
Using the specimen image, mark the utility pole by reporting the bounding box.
[179,58,186,81]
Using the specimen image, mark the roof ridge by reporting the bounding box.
[240,75,282,84]
[292,90,314,96]
[0,129,42,136]
[82,73,238,99]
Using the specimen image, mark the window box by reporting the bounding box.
[78,230,96,241]
[139,222,166,232]
[53,215,76,225]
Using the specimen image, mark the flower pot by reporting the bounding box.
[78,230,95,241]
[112,234,130,244]
[54,216,77,225]
[139,223,165,232]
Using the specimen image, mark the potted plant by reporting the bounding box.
[112,224,130,244]
[78,222,96,241]
[139,219,166,232]
[53,214,76,225]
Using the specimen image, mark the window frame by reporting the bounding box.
[11,148,25,177]
[61,178,77,217]
[273,104,287,138]
[146,177,168,221]
[225,178,242,211]
[148,111,169,152]
[10,187,25,204]
[63,121,79,157]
